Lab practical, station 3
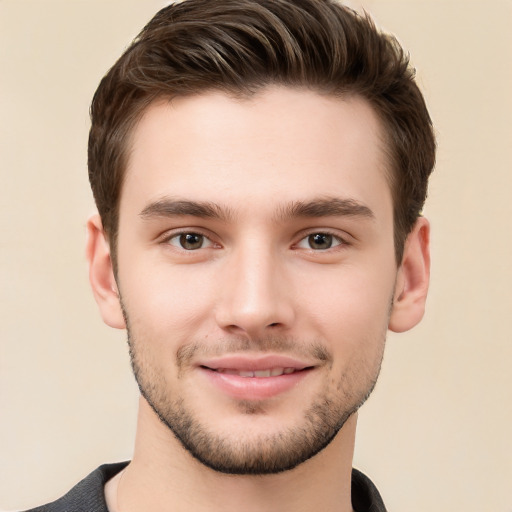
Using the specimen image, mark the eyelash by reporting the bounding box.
[160,229,349,252]
[160,229,218,251]
[293,230,348,251]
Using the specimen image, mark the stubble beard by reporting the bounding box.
[124,318,386,476]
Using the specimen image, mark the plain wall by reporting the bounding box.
[1,1,511,510]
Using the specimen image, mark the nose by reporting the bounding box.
[214,244,296,339]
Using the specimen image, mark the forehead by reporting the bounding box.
[121,87,392,221]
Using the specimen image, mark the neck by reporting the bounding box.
[113,396,357,512]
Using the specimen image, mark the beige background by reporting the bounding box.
[1,1,511,510]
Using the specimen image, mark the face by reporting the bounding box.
[115,87,399,474]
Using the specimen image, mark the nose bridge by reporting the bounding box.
[215,237,294,335]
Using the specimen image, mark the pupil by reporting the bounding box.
[180,233,203,250]
[309,233,332,250]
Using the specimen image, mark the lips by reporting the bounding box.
[213,367,299,377]
[199,354,313,372]
[197,355,316,400]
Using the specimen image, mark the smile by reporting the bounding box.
[208,367,302,377]
[198,358,316,400]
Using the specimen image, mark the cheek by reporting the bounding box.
[296,263,395,375]
[300,264,395,328]
[119,260,217,340]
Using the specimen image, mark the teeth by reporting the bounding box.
[254,370,271,377]
[215,367,297,377]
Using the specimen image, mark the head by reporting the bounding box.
[86,0,434,476]
[88,0,435,269]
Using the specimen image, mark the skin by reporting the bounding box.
[87,87,430,512]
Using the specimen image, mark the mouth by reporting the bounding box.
[197,356,317,400]
[202,366,310,377]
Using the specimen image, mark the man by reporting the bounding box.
[26,0,435,510]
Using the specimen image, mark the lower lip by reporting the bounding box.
[199,367,313,400]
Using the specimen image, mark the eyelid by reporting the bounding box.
[156,227,352,251]
[158,228,220,249]
[293,229,351,250]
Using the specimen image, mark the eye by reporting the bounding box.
[167,232,213,250]
[296,232,343,250]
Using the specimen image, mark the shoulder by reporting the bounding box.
[22,462,129,512]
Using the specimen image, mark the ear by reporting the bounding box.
[389,216,431,333]
[85,213,126,329]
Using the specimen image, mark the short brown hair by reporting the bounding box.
[88,0,436,264]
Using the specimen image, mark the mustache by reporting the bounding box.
[176,336,332,368]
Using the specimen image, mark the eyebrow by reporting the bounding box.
[275,197,375,221]
[140,198,234,222]
[139,196,374,223]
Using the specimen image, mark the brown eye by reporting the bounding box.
[308,233,333,250]
[167,232,212,250]
[179,233,204,250]
[296,232,344,251]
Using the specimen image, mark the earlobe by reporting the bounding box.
[86,214,126,329]
[389,217,431,333]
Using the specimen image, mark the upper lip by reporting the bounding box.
[198,354,316,371]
